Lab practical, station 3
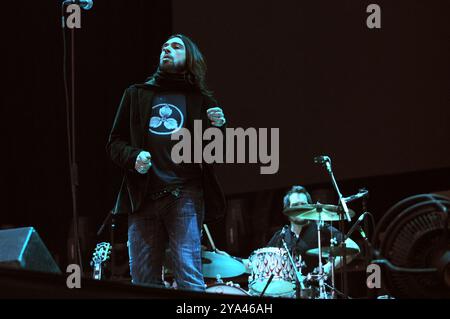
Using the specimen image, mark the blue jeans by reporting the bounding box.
[127,183,205,291]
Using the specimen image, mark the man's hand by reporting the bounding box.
[135,151,152,174]
[206,107,226,127]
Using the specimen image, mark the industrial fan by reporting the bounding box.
[372,194,450,298]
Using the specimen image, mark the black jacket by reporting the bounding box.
[106,82,226,224]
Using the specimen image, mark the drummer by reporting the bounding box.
[242,185,360,276]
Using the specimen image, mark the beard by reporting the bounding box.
[290,217,309,226]
[159,60,184,74]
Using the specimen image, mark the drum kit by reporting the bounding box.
[163,203,363,299]
[212,204,361,299]
[165,156,370,299]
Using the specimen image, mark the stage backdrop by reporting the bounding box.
[2,0,173,265]
[173,0,450,194]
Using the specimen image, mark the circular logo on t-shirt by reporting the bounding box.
[148,103,184,135]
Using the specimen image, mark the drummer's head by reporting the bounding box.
[283,186,312,225]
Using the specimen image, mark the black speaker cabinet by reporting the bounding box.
[0,227,61,274]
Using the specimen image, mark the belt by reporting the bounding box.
[149,185,182,200]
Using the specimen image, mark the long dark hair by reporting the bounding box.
[157,34,213,98]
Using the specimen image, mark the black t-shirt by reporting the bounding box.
[145,91,201,193]
[267,222,344,273]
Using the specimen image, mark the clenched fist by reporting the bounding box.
[135,151,152,174]
[206,107,226,127]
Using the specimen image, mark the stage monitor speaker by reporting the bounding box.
[0,227,61,274]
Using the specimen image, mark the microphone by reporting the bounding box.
[345,212,368,240]
[343,189,369,203]
[63,0,94,10]
[313,155,330,164]
[313,155,332,172]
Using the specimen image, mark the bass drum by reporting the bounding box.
[206,283,250,296]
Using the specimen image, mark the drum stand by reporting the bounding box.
[313,217,351,299]
[281,239,306,299]
[328,236,340,299]
[314,212,332,299]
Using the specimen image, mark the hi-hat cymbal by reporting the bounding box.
[306,246,360,258]
[283,204,355,221]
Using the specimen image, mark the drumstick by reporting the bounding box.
[260,274,275,298]
[203,224,217,251]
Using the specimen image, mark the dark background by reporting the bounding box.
[2,0,173,266]
[173,0,450,194]
[2,1,450,294]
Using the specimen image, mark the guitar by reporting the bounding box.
[90,242,112,280]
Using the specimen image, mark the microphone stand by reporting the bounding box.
[61,1,83,274]
[61,0,93,275]
[316,157,351,298]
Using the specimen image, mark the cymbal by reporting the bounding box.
[306,246,360,258]
[164,249,246,279]
[201,251,246,279]
[283,204,355,221]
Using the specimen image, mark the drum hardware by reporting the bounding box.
[328,237,338,299]
[305,246,360,258]
[322,282,349,299]
[344,212,370,242]
[313,155,371,298]
[206,283,250,296]
[215,274,224,283]
[283,204,355,221]
[281,239,308,299]
[314,215,330,299]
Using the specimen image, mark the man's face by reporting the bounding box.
[159,37,186,73]
[288,193,309,225]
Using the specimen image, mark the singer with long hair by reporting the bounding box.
[107,34,226,291]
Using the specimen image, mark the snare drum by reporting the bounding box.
[248,247,296,298]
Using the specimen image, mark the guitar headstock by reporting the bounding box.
[91,242,112,265]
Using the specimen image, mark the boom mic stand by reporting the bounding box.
[314,155,351,298]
